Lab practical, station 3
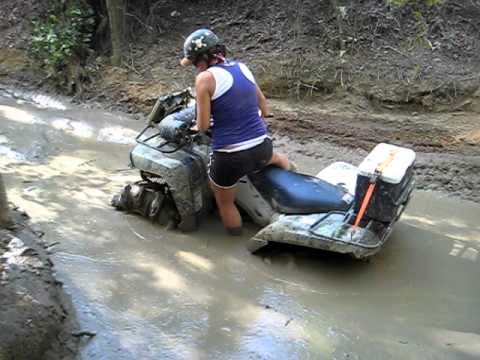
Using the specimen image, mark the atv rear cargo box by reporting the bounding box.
[354,143,415,223]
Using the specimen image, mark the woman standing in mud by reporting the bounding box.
[181,29,290,235]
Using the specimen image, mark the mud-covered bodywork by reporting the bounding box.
[120,89,214,231]
[130,141,212,231]
[247,161,414,259]
[248,212,395,259]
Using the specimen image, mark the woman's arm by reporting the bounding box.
[256,84,268,118]
[195,71,215,132]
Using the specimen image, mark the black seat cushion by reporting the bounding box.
[248,166,351,214]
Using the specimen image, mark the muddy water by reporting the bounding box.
[1,90,479,360]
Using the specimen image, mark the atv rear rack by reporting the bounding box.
[308,211,387,249]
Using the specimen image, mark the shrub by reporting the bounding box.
[30,1,95,78]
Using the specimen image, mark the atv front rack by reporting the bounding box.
[136,101,197,154]
[135,125,188,154]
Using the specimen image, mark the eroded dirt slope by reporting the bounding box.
[0,211,78,360]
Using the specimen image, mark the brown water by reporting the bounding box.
[1,90,479,360]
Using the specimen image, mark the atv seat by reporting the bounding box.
[248,166,352,215]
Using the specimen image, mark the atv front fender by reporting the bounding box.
[130,143,210,231]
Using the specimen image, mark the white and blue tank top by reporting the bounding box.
[206,61,267,152]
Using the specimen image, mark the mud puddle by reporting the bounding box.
[1,91,480,359]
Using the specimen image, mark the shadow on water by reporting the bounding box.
[1,93,480,359]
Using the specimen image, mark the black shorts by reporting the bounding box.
[208,138,273,188]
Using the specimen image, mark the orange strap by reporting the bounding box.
[353,149,399,228]
[353,182,376,228]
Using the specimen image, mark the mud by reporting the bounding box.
[0,211,78,360]
[1,89,480,359]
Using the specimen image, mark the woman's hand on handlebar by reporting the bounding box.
[190,118,213,133]
[190,122,199,132]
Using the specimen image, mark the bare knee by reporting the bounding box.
[210,181,242,229]
[211,182,236,206]
[269,152,289,170]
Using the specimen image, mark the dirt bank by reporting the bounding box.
[0,210,79,359]
[74,0,480,109]
[1,0,480,105]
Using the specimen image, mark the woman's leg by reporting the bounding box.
[210,181,243,235]
[269,151,290,170]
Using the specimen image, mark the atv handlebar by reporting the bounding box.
[137,88,214,154]
[147,88,194,125]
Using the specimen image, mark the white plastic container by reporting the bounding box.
[316,161,358,195]
[354,143,416,222]
[358,143,416,184]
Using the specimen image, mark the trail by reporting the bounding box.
[1,89,479,359]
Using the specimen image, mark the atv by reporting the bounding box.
[112,89,415,259]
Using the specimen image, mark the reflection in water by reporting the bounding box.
[449,241,479,262]
[0,88,68,110]
[1,92,480,360]
[97,126,138,145]
[175,251,215,272]
[0,104,46,124]
[0,144,27,162]
[51,118,94,138]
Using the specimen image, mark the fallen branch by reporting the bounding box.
[383,45,409,58]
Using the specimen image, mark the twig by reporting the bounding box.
[123,61,141,77]
[79,159,95,167]
[147,0,164,25]
[383,45,409,58]
[72,331,96,338]
[108,168,134,173]
[459,75,480,82]
[126,218,146,240]
[125,12,154,32]
[46,241,60,249]
[124,44,142,77]
[471,0,480,10]
[457,17,479,33]
[299,82,319,96]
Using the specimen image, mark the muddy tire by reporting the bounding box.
[111,180,180,228]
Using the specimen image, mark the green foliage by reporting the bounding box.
[30,1,95,76]
[387,0,443,6]
[388,0,442,50]
[425,0,443,5]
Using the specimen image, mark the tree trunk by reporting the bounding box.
[106,0,126,66]
[0,174,13,228]
[329,0,345,51]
